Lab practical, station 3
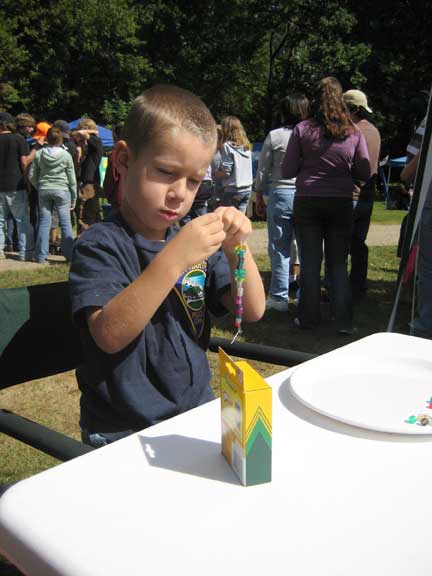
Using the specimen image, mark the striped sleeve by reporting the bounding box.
[406,117,426,158]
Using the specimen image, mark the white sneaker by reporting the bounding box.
[266,298,289,312]
[0,251,5,260]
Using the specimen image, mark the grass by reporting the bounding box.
[0,240,409,488]
[370,201,407,225]
[0,229,409,575]
[251,219,267,229]
[0,263,69,289]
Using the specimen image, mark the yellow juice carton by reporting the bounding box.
[219,348,272,486]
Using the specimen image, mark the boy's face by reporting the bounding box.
[21,125,35,136]
[118,129,214,240]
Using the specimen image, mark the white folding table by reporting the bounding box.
[0,333,431,576]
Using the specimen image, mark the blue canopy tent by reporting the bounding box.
[378,155,408,208]
[386,155,407,185]
[68,119,114,149]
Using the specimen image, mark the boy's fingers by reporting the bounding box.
[208,228,226,243]
[214,206,236,228]
[225,214,246,234]
[200,217,224,234]
[198,211,221,224]
[210,230,226,246]
[225,222,251,244]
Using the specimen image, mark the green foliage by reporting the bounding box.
[1,0,151,120]
[101,97,131,127]
[0,0,430,148]
[259,0,371,134]
[347,0,432,153]
[0,13,28,110]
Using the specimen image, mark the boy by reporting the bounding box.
[69,85,265,447]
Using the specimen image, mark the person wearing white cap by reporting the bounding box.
[343,89,373,114]
[343,89,381,299]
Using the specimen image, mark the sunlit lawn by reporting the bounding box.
[0,243,408,487]
[0,232,410,575]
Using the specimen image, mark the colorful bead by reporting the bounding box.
[231,242,247,344]
[417,414,432,426]
[404,411,432,426]
[234,269,246,281]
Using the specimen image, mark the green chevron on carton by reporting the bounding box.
[246,414,272,454]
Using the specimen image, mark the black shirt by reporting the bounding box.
[69,212,232,433]
[80,134,103,187]
[62,137,78,168]
[0,133,29,192]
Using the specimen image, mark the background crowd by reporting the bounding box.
[0,76,430,338]
[0,113,103,263]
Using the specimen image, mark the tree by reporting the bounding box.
[1,0,152,121]
[134,0,269,138]
[348,0,432,154]
[259,0,371,133]
[0,14,28,110]
[1,0,430,152]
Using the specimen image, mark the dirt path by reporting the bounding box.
[247,224,401,255]
[0,253,66,272]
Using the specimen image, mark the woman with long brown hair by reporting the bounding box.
[217,116,253,213]
[282,76,370,334]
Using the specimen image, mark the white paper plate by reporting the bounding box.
[286,333,432,434]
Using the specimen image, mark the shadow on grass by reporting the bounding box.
[213,277,411,358]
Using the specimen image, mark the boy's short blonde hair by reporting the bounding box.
[123,85,217,155]
[78,118,97,131]
[16,113,36,128]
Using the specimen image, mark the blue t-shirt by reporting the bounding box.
[69,212,231,433]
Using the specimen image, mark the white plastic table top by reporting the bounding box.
[1,332,431,576]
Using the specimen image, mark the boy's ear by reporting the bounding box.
[114,140,130,177]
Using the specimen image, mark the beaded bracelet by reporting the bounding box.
[231,242,247,344]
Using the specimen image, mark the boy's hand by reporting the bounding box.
[214,206,252,253]
[167,212,226,271]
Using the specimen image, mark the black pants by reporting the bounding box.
[350,200,373,295]
[294,196,353,330]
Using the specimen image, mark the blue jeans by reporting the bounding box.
[0,190,34,258]
[267,188,295,301]
[220,187,251,213]
[6,211,16,248]
[294,196,353,330]
[411,207,432,338]
[36,189,74,262]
